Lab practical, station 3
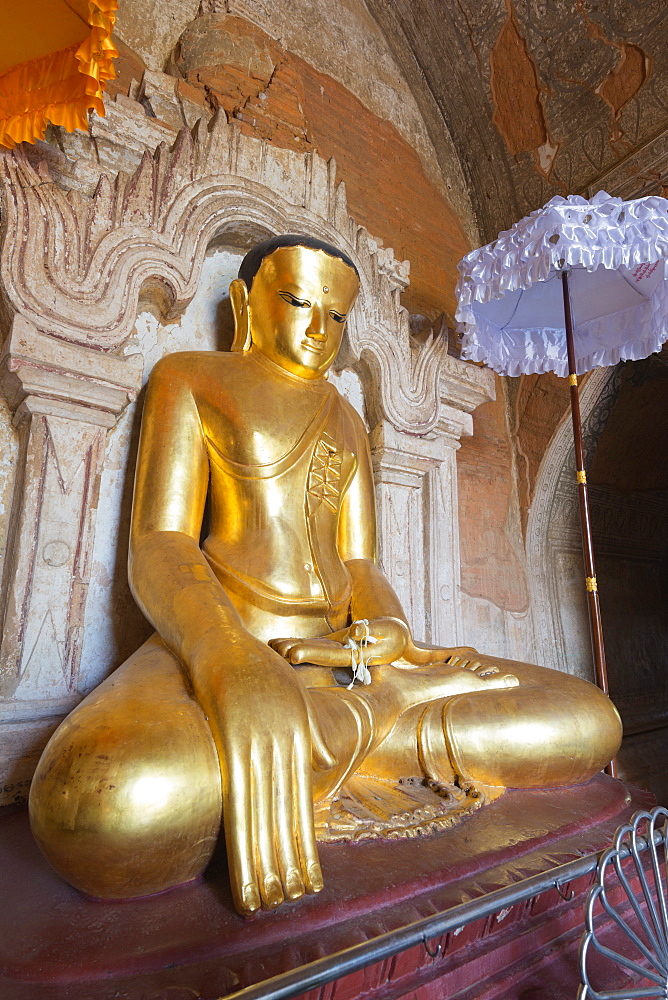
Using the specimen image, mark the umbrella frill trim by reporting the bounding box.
[0,0,118,149]
[455,192,668,376]
[459,296,668,377]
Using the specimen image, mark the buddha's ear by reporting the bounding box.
[229,278,251,353]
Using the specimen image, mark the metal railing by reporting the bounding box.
[579,807,668,999]
[216,849,610,999]
[214,808,667,1000]
[217,809,668,1000]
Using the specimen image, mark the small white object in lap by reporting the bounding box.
[345,619,378,688]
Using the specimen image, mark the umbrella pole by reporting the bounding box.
[561,272,616,772]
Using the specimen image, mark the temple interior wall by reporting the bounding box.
[0,0,665,802]
[113,0,474,242]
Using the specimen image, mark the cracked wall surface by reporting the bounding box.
[457,383,529,614]
[360,0,668,627]
[111,5,471,321]
[114,0,467,232]
[365,0,668,243]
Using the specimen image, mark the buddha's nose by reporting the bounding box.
[305,304,327,341]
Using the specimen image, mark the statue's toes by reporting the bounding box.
[478,669,519,688]
[475,664,500,676]
[472,665,518,687]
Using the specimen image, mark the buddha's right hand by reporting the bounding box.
[189,633,336,915]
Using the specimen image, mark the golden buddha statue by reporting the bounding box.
[29,235,622,916]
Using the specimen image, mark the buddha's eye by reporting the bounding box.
[278,291,311,308]
[329,311,346,324]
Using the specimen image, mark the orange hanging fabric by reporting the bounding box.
[0,0,118,149]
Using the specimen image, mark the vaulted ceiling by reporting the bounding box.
[366,0,668,243]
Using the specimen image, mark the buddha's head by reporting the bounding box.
[230,235,360,380]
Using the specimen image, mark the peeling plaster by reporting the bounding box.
[597,44,652,138]
[117,0,454,208]
[489,0,560,185]
[489,1,548,157]
[577,1,653,145]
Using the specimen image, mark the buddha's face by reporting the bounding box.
[247,246,359,380]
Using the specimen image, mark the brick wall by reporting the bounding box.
[171,14,469,320]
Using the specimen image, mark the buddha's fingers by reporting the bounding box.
[287,639,354,667]
[269,637,302,658]
[293,734,324,895]
[273,743,305,902]
[254,753,285,910]
[223,749,261,916]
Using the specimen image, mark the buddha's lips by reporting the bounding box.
[302,338,326,353]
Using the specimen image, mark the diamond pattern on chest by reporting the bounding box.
[307,431,343,516]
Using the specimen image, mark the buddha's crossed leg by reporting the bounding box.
[29,635,621,909]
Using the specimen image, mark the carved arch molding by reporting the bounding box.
[0,92,492,800]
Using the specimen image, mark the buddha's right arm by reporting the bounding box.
[129,357,335,914]
[128,356,249,666]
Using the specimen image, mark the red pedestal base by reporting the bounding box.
[0,775,654,1000]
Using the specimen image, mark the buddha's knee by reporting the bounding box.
[29,647,222,898]
[443,671,622,789]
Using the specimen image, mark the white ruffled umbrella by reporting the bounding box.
[455,191,668,708]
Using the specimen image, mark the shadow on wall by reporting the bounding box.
[588,350,668,805]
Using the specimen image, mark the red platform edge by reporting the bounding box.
[0,775,656,1000]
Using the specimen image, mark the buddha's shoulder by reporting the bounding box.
[149,351,243,385]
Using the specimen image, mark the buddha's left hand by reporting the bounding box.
[270,618,501,677]
[270,617,411,668]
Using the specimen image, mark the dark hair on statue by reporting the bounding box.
[238,234,359,290]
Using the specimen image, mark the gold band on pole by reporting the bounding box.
[586,576,598,593]
[568,373,578,386]
[576,470,587,484]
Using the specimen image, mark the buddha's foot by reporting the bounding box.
[314,773,504,843]
[315,692,505,842]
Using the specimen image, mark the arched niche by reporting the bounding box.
[525,367,621,681]
[526,352,668,806]
[585,354,668,741]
